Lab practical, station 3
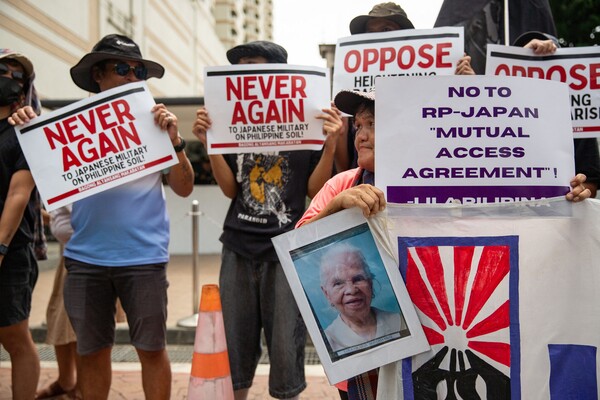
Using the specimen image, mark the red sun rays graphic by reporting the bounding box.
[406,245,511,368]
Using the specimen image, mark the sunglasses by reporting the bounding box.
[0,63,25,83]
[111,62,148,80]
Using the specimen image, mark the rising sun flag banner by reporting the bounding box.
[369,198,600,399]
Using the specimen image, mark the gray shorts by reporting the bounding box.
[219,246,307,399]
[0,245,38,327]
[64,258,168,355]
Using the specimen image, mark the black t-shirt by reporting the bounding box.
[574,138,600,186]
[0,119,35,248]
[220,150,321,261]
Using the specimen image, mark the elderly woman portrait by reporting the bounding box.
[319,242,407,352]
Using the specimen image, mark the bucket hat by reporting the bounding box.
[350,2,414,35]
[0,49,34,78]
[70,34,165,93]
[334,90,375,116]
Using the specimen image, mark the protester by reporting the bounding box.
[297,88,591,400]
[0,48,41,400]
[10,34,194,400]
[192,40,342,400]
[35,206,78,399]
[512,31,600,197]
[347,2,475,76]
[319,243,406,352]
[335,2,476,173]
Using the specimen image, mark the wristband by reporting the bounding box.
[173,137,186,153]
[0,244,8,256]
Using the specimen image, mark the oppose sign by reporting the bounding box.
[332,27,464,95]
[486,44,600,138]
[16,82,178,211]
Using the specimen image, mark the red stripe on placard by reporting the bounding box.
[573,126,600,133]
[47,155,174,204]
[211,139,325,148]
[145,155,174,168]
[47,188,80,204]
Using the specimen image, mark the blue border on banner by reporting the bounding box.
[397,235,520,399]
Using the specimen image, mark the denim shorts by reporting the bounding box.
[64,258,169,355]
[220,245,307,399]
[0,245,38,327]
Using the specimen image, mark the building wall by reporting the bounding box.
[1,0,281,254]
[0,0,277,100]
[214,0,244,49]
[244,0,273,42]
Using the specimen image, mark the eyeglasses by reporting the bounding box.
[111,62,148,80]
[0,63,25,84]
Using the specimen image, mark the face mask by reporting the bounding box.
[0,76,23,106]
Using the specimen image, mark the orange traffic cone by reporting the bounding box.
[187,284,234,399]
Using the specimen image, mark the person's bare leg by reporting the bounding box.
[78,346,112,400]
[234,388,249,400]
[58,342,78,390]
[136,348,171,400]
[35,342,78,398]
[0,319,40,399]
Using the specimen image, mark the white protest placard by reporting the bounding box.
[376,75,575,204]
[486,44,600,139]
[203,64,330,154]
[332,27,464,95]
[16,81,178,211]
[377,199,600,399]
[272,207,429,385]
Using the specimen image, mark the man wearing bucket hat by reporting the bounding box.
[335,3,475,174]
[511,31,600,198]
[297,88,592,400]
[0,48,41,399]
[193,40,342,400]
[11,34,194,400]
[349,3,475,75]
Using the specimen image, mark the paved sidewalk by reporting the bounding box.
[0,244,340,399]
[0,362,338,400]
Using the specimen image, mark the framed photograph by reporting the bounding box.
[272,207,429,384]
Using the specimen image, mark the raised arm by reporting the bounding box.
[0,170,35,266]
[307,107,343,198]
[152,104,194,197]
[192,107,237,199]
[299,183,386,227]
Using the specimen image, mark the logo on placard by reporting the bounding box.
[402,242,513,398]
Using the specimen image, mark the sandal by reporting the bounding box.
[35,381,77,399]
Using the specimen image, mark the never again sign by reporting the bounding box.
[16,82,178,211]
[204,64,331,154]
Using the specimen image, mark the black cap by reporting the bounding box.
[513,31,560,48]
[226,41,288,64]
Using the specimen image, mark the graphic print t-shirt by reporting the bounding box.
[220,150,320,261]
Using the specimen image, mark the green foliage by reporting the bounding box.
[549,0,600,46]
